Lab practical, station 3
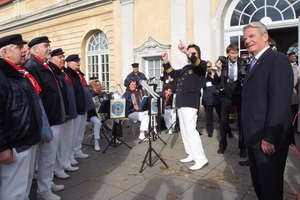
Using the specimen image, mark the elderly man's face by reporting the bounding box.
[133,67,139,73]
[50,54,65,69]
[34,42,52,61]
[2,44,27,66]
[68,60,81,71]
[243,27,268,57]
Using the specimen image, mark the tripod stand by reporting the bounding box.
[139,95,169,173]
[103,120,132,153]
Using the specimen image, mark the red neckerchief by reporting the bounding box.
[4,59,42,95]
[32,54,59,85]
[61,70,72,85]
[77,71,87,88]
[52,63,73,85]
[134,72,138,75]
[164,92,170,105]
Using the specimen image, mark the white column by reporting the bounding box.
[193,0,211,61]
[121,0,134,82]
[170,0,187,69]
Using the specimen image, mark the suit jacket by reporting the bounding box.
[215,57,243,100]
[242,48,295,149]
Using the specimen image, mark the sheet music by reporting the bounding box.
[139,80,160,100]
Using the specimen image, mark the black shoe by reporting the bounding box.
[227,132,233,138]
[239,149,247,158]
[217,147,226,154]
[238,159,250,166]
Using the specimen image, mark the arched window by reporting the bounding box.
[224,0,300,55]
[86,32,109,91]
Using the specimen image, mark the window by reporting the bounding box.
[230,0,300,26]
[224,0,300,55]
[146,58,163,91]
[86,32,109,92]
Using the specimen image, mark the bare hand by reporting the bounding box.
[43,139,52,143]
[0,149,14,165]
[261,140,276,155]
[178,40,187,54]
[162,52,168,63]
[215,60,222,72]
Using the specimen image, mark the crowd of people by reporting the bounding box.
[0,21,297,200]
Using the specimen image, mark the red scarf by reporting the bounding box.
[33,54,59,85]
[61,70,72,85]
[77,71,87,88]
[4,59,42,95]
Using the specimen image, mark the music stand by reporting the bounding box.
[103,120,132,153]
[138,80,169,173]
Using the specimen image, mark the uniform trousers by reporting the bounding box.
[128,111,157,131]
[248,147,289,200]
[177,107,207,162]
[0,145,37,200]
[163,108,176,130]
[71,113,87,157]
[90,116,102,140]
[37,124,61,194]
[54,119,74,175]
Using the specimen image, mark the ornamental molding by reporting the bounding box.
[0,0,113,33]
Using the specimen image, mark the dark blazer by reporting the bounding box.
[242,48,295,149]
[25,56,66,126]
[163,55,207,109]
[215,57,243,99]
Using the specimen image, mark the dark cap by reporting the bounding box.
[0,34,27,48]
[51,48,65,57]
[131,63,139,68]
[28,36,51,48]
[65,54,80,62]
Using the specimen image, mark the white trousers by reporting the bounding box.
[90,116,101,140]
[54,119,74,174]
[128,111,157,131]
[0,145,37,200]
[163,108,176,130]
[71,113,87,157]
[37,124,61,194]
[177,107,207,161]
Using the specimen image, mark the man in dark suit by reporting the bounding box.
[242,21,294,200]
[162,41,208,170]
[215,44,246,157]
[124,63,147,88]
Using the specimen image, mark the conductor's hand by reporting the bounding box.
[162,52,168,63]
[178,40,188,55]
[0,149,14,165]
[261,140,276,155]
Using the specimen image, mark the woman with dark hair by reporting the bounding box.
[123,80,157,141]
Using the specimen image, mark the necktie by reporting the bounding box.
[249,57,257,72]
[228,63,235,83]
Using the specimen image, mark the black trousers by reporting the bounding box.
[219,95,245,149]
[248,147,289,200]
[204,105,221,136]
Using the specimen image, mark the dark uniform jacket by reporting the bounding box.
[65,67,86,115]
[49,62,78,120]
[0,59,43,153]
[162,55,207,109]
[25,56,66,126]
[124,71,147,87]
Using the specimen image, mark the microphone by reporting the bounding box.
[148,77,156,82]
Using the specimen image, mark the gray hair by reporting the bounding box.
[0,44,12,58]
[243,21,268,35]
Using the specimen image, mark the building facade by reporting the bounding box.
[0,0,299,92]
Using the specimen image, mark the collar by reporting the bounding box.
[252,46,270,60]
